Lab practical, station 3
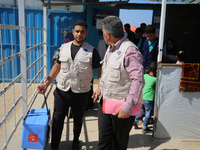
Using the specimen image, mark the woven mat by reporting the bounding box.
[179,63,200,92]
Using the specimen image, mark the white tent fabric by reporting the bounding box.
[154,66,200,139]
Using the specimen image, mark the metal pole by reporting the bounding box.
[157,0,167,63]
[19,1,27,150]
[154,0,167,138]
[18,0,27,119]
[43,6,47,79]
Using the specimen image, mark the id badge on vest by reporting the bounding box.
[82,48,89,56]
[115,50,122,60]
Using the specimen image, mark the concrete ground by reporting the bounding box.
[3,82,200,150]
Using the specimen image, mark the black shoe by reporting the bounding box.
[72,140,81,150]
[133,121,139,129]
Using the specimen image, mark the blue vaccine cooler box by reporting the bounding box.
[21,108,50,149]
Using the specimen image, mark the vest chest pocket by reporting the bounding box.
[80,79,91,89]
[61,61,69,73]
[109,92,126,100]
[108,63,120,81]
[56,75,65,86]
[78,58,91,72]
[109,62,120,69]
[109,71,120,82]
[60,56,70,73]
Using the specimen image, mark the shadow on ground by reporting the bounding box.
[128,134,164,150]
[44,102,167,150]
[45,140,98,150]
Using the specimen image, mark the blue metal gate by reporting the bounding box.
[0,7,44,82]
[0,7,85,81]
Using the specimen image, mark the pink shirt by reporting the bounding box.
[176,60,184,64]
[106,36,144,114]
[64,38,71,44]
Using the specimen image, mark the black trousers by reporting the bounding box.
[98,100,135,150]
[86,79,94,110]
[51,88,88,149]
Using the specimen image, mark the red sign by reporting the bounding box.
[29,134,38,143]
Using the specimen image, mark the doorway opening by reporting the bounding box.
[119,9,153,31]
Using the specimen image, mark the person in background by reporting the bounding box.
[176,50,186,64]
[52,33,74,64]
[141,25,159,71]
[134,62,157,134]
[64,32,74,43]
[93,16,144,150]
[140,23,146,37]
[162,38,178,63]
[37,20,102,150]
[134,27,146,52]
[97,39,108,60]
[124,23,135,43]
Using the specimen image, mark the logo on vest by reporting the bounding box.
[115,51,122,60]
[117,51,121,56]
[83,49,88,52]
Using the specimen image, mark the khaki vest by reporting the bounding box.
[56,41,94,93]
[100,39,138,101]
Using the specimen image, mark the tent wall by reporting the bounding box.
[154,65,200,139]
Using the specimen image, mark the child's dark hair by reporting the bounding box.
[74,20,88,30]
[145,25,155,34]
[149,62,157,73]
[124,23,131,29]
[176,50,186,62]
[135,27,143,34]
